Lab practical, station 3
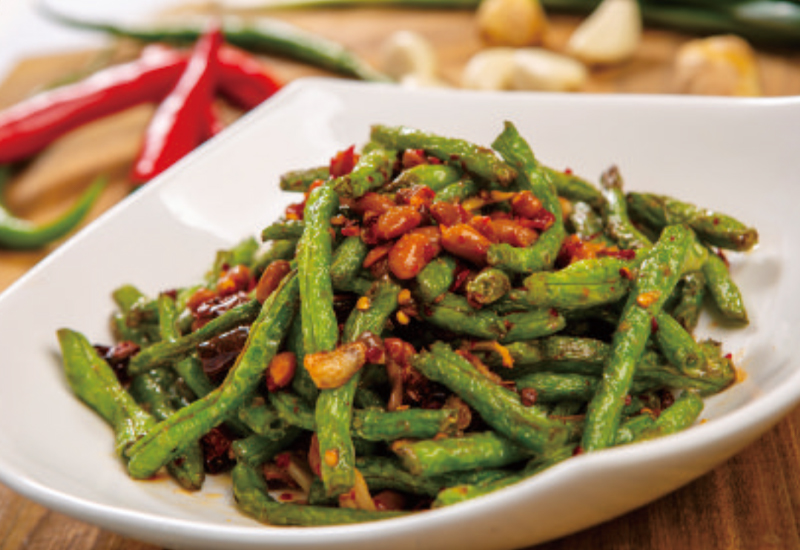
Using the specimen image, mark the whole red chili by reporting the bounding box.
[0,45,187,164]
[217,46,282,110]
[131,25,223,183]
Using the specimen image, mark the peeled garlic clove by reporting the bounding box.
[476,0,548,47]
[672,35,762,97]
[511,48,588,92]
[461,47,516,90]
[566,0,641,66]
[379,30,438,81]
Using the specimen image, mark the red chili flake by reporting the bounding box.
[329,145,358,177]
[713,217,720,226]
[279,492,294,502]
[341,221,361,237]
[716,248,730,268]
[625,394,632,406]
[725,353,733,360]
[602,248,637,260]
[275,452,292,469]
[285,201,305,221]
[564,167,573,175]
[520,388,538,406]
[619,267,634,280]
[650,316,659,333]
[549,308,559,318]
[402,148,428,169]
[450,264,472,292]
[573,446,584,456]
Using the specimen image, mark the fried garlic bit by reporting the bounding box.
[672,35,762,97]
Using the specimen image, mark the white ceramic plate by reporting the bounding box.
[0,78,798,550]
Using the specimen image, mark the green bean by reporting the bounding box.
[486,121,565,274]
[392,431,532,477]
[703,250,748,323]
[330,236,372,294]
[386,163,462,192]
[271,389,457,440]
[279,165,329,193]
[433,177,481,203]
[414,255,457,303]
[568,201,607,241]
[331,147,397,199]
[237,399,286,435]
[261,220,306,242]
[40,4,392,82]
[414,342,567,454]
[232,463,406,526]
[601,166,652,250]
[582,224,699,452]
[127,298,261,375]
[543,166,604,210]
[500,308,566,343]
[515,372,661,404]
[206,237,260,286]
[654,311,709,378]
[232,428,303,467]
[370,125,517,188]
[125,273,299,479]
[626,192,758,252]
[316,280,400,496]
[671,271,707,332]
[465,267,511,306]
[420,293,507,339]
[57,328,155,458]
[521,254,643,310]
[286,314,318,403]
[638,391,704,441]
[129,370,205,491]
[614,413,658,445]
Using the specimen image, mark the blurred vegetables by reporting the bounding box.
[511,48,588,90]
[461,48,516,89]
[565,0,642,66]
[671,34,762,96]
[379,30,439,82]
[476,0,549,47]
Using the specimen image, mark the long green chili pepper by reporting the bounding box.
[39,2,392,82]
[0,169,106,250]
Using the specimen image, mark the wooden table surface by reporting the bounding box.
[1,7,799,550]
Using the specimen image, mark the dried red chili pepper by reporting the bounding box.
[131,26,223,183]
[0,45,187,164]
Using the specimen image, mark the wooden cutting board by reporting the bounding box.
[0,8,799,550]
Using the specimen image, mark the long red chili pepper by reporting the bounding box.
[217,46,282,111]
[131,26,223,183]
[0,45,187,164]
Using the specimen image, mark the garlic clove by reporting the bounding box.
[379,30,439,82]
[461,47,517,90]
[476,0,549,47]
[671,35,762,97]
[566,0,641,66]
[511,48,588,92]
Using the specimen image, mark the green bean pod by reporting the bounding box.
[232,463,406,526]
[703,250,748,323]
[279,165,329,192]
[499,308,566,343]
[330,235,372,294]
[626,192,758,252]
[392,431,532,477]
[638,391,704,441]
[420,293,507,340]
[433,178,481,203]
[261,220,306,242]
[543,166,604,210]
[332,147,397,199]
[57,328,155,458]
[670,271,707,332]
[465,267,511,306]
[487,121,565,274]
[386,163,462,192]
[581,225,697,452]
[232,428,303,467]
[414,255,457,303]
[600,166,652,250]
[414,342,567,454]
[125,273,299,479]
[370,125,517,188]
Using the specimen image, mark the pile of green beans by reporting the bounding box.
[56,122,755,526]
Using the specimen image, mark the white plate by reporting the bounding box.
[0,78,798,550]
